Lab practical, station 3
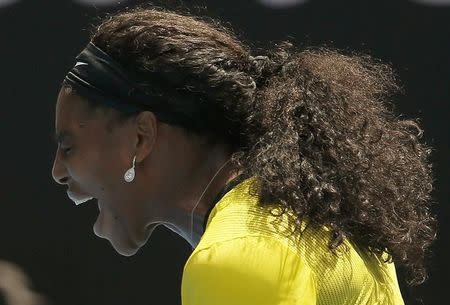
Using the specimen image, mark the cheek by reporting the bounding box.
[80,135,133,206]
[66,148,118,196]
[93,156,132,210]
[96,136,132,188]
[96,153,128,193]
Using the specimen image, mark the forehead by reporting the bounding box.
[54,89,107,140]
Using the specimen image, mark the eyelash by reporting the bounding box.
[60,146,72,156]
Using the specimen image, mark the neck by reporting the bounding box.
[156,145,240,249]
[188,160,241,247]
[189,158,231,239]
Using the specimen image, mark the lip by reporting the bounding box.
[67,190,94,206]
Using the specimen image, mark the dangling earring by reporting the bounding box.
[124,156,136,183]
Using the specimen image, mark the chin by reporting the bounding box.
[109,233,145,257]
[113,228,159,256]
[99,234,141,256]
[114,244,140,257]
[93,213,154,257]
[93,227,141,257]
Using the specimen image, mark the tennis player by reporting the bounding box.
[51,7,435,305]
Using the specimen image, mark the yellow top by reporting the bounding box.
[181,177,404,305]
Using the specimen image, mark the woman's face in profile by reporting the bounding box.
[51,87,159,256]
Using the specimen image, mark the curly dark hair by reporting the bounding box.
[82,6,436,285]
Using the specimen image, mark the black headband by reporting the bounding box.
[64,42,219,128]
[65,42,158,112]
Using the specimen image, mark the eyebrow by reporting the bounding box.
[54,130,73,145]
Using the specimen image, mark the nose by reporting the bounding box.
[52,151,69,185]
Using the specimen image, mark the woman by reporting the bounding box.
[51,7,436,305]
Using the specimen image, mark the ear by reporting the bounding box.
[134,111,158,163]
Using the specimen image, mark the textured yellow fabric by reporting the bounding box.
[181,177,405,305]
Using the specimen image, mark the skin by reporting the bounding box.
[0,260,48,305]
[51,87,239,256]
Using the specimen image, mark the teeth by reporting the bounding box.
[73,196,94,206]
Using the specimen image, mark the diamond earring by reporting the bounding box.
[124,156,136,183]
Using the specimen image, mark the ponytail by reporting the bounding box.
[235,44,436,285]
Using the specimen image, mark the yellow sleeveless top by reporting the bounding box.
[181,177,405,305]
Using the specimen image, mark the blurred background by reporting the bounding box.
[0,0,448,304]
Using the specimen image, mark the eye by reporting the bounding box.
[60,146,72,156]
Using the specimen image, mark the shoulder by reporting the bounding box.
[182,235,316,305]
[185,235,305,279]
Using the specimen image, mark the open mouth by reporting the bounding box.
[67,190,94,206]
